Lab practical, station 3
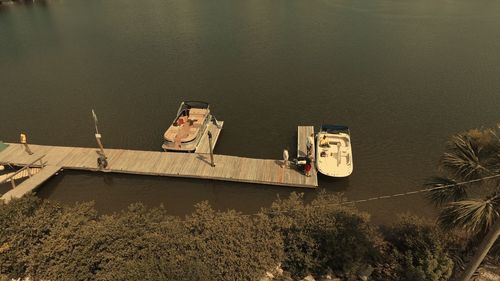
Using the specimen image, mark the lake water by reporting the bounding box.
[1,0,499,223]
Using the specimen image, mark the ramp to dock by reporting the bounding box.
[1,165,61,203]
[0,167,42,183]
[195,121,224,154]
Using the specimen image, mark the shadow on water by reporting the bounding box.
[36,170,320,216]
[317,174,350,193]
[0,179,13,196]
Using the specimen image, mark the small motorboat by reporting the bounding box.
[162,101,215,152]
[316,125,353,177]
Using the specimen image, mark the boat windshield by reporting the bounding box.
[183,101,209,109]
[321,124,349,133]
[176,101,210,117]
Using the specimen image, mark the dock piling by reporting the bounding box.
[92,109,107,159]
[208,131,215,167]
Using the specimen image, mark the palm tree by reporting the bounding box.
[425,125,500,280]
[426,125,500,237]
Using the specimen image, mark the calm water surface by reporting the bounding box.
[1,0,499,223]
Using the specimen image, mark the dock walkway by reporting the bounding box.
[297,126,315,158]
[0,126,317,197]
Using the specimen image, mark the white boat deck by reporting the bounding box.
[316,132,353,177]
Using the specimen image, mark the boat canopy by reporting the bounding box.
[183,101,209,109]
[320,124,349,133]
[176,101,210,117]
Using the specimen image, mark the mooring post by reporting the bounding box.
[92,109,107,159]
[95,133,106,157]
[208,131,215,167]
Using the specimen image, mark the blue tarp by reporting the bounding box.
[0,141,9,152]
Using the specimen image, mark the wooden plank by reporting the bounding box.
[162,153,182,174]
[0,144,30,166]
[0,144,21,163]
[298,126,314,158]
[152,153,170,174]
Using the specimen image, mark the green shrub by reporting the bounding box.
[181,201,283,281]
[377,215,454,281]
[0,195,64,279]
[1,193,458,281]
[26,201,99,280]
[0,197,282,280]
[263,192,382,279]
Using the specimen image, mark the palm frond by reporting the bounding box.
[489,191,500,208]
[441,134,492,181]
[424,177,468,206]
[438,198,499,235]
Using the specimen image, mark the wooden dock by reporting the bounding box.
[0,126,318,200]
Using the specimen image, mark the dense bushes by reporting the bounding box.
[0,193,457,280]
[263,192,382,279]
[375,215,454,281]
[0,196,283,281]
[0,195,66,277]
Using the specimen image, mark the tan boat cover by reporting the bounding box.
[164,108,209,143]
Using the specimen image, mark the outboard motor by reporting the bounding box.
[293,156,311,175]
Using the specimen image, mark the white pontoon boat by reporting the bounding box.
[316,125,353,177]
[162,101,214,152]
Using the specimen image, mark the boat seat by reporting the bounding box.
[164,107,209,143]
[164,120,204,143]
[341,151,351,165]
[164,126,180,142]
[170,123,201,142]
